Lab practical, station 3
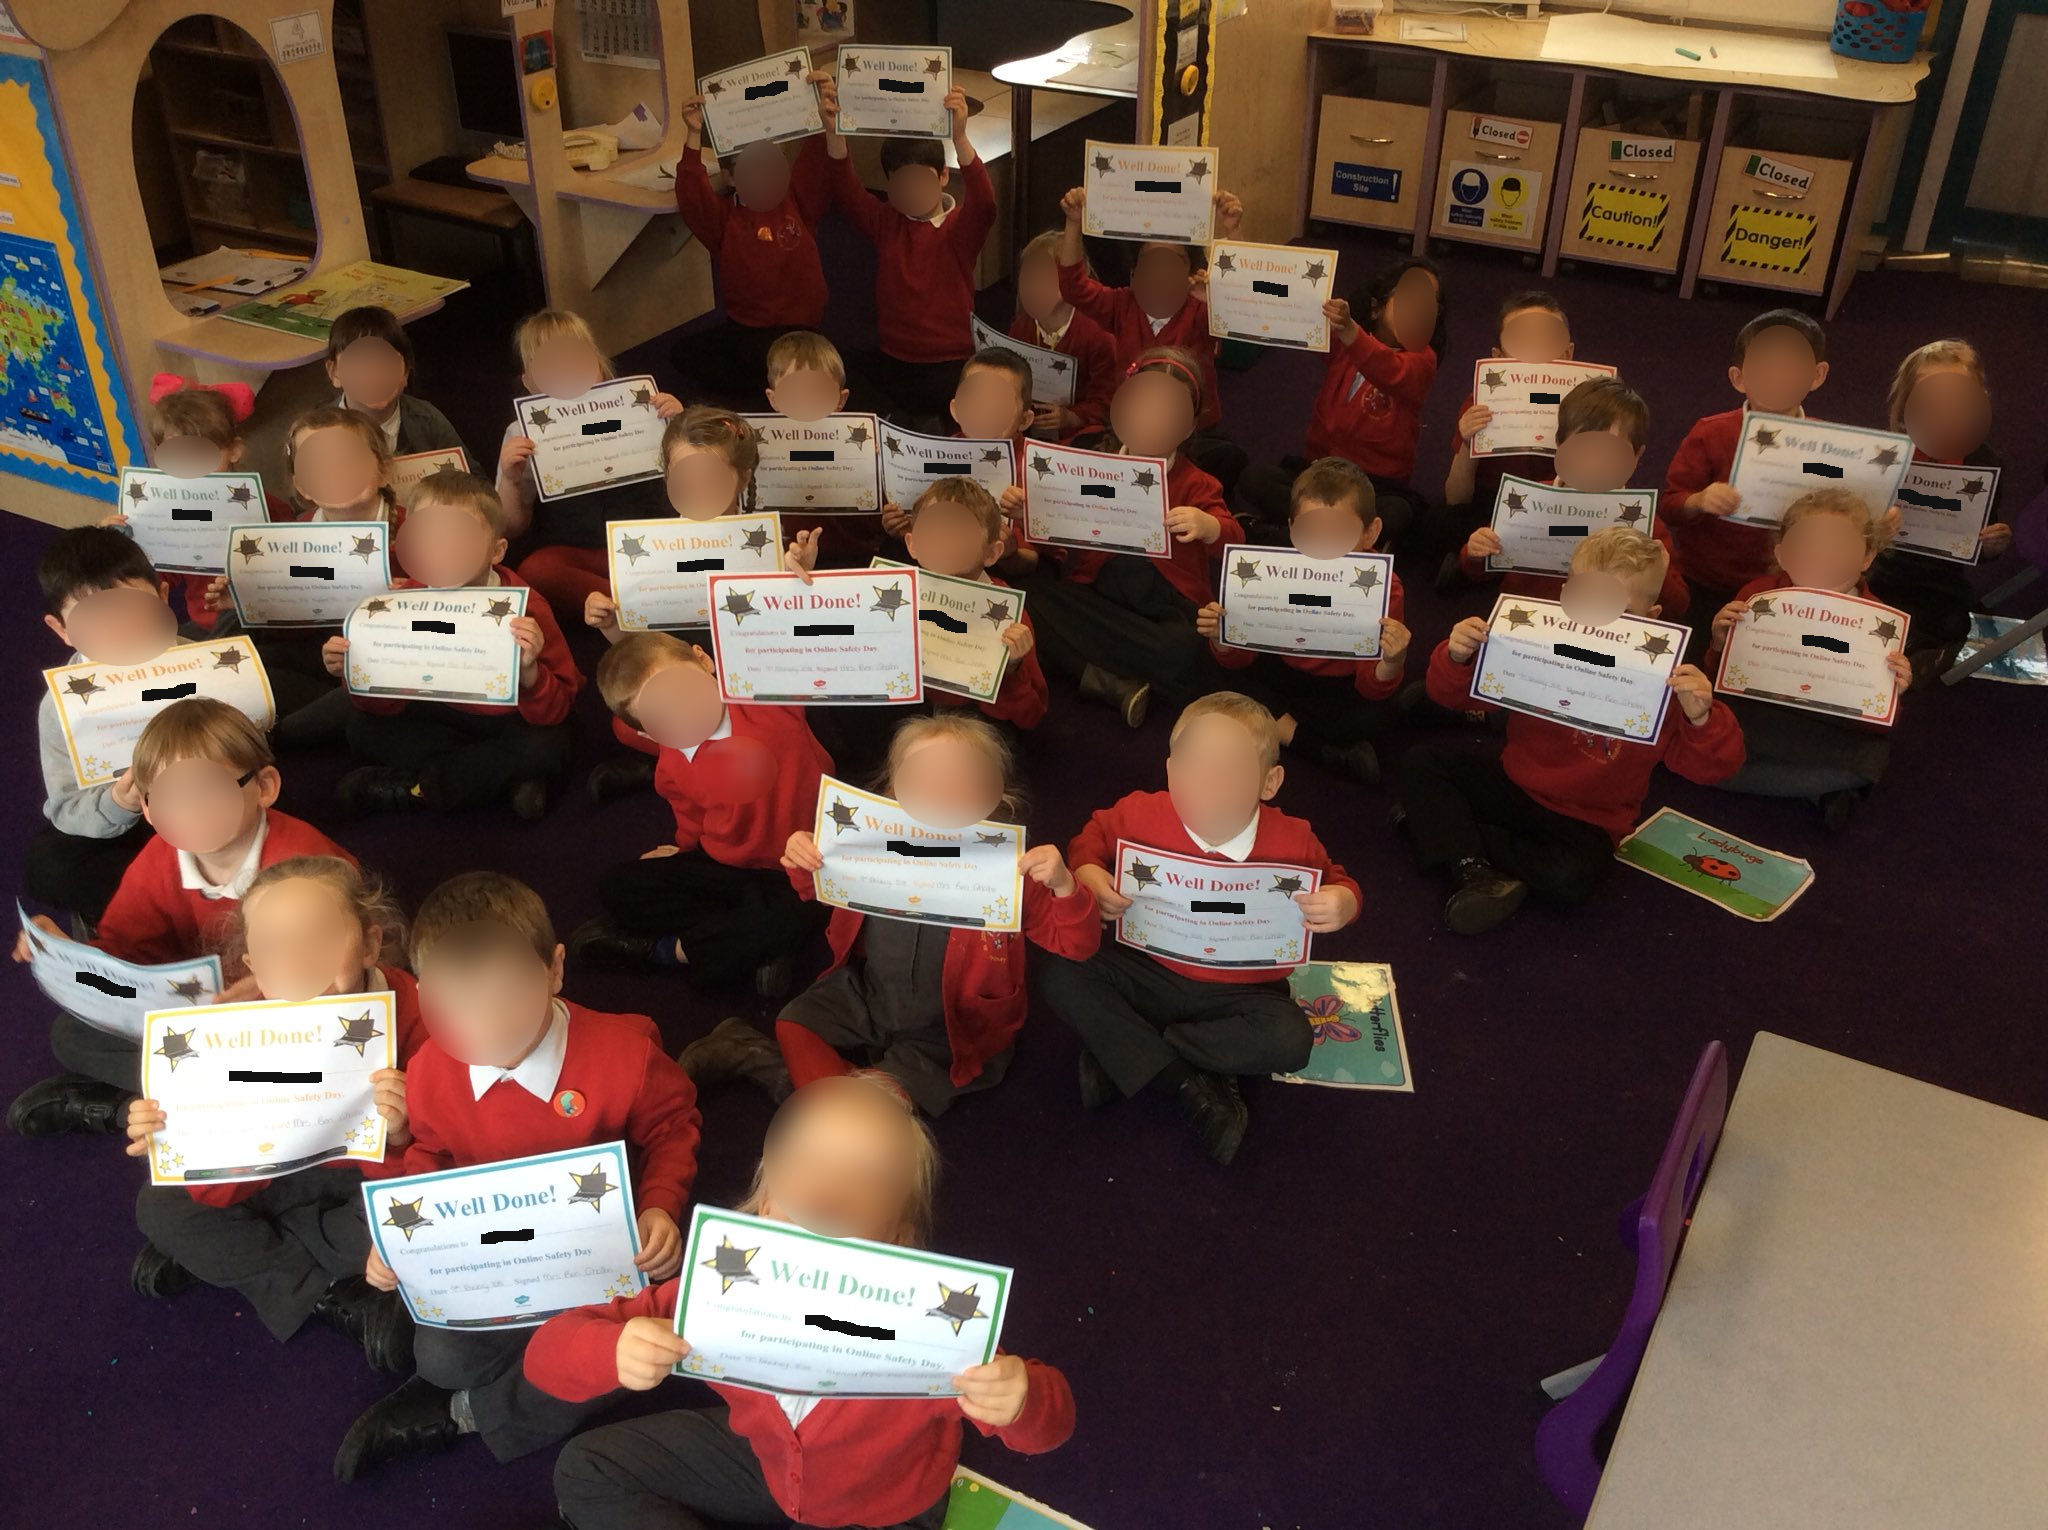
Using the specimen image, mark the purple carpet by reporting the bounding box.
[4,222,2045,1528]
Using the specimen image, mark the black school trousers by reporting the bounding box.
[598,851,827,989]
[1399,743,1613,903]
[22,820,152,923]
[415,1326,606,1463]
[1194,652,1397,747]
[49,1011,141,1092]
[346,706,572,809]
[1025,559,1204,698]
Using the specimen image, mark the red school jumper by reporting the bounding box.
[1052,456,1241,607]
[1661,408,1776,595]
[647,702,832,867]
[1007,310,1118,436]
[1055,262,1222,433]
[1208,567,1409,701]
[346,567,582,728]
[826,154,996,364]
[673,137,831,330]
[1305,330,1436,483]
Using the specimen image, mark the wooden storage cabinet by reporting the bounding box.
[1310,95,1432,231]
[1558,128,1702,275]
[1431,107,1561,250]
[1695,144,1852,295]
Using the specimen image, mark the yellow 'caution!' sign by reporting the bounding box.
[1578,183,1669,253]
[1720,203,1818,275]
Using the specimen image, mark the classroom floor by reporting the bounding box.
[5,227,2045,1528]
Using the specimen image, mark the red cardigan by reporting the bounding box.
[1457,490,1690,618]
[1067,790,1361,983]
[367,1002,700,1219]
[348,566,582,726]
[1055,262,1221,431]
[928,574,1048,730]
[525,1277,1074,1528]
[827,154,995,364]
[673,138,830,330]
[1057,455,1241,608]
[1209,567,1408,700]
[1660,408,1776,594]
[1007,310,1118,435]
[1304,330,1437,483]
[1425,637,1745,842]
[636,703,833,869]
[96,809,354,967]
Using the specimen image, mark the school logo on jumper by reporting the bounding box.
[927,1282,989,1334]
[554,1089,586,1118]
[567,1164,616,1212]
[703,1235,760,1292]
[153,1027,199,1072]
[332,1009,385,1057]
[381,1196,434,1242]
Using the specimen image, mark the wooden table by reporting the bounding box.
[1587,1032,2048,1529]
[369,178,540,308]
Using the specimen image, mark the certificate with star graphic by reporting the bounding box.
[1891,461,2000,565]
[140,992,396,1187]
[970,315,1076,407]
[743,413,883,514]
[45,636,276,789]
[878,425,1016,509]
[1083,141,1219,244]
[225,520,392,628]
[1486,476,1656,577]
[118,467,269,574]
[1206,242,1339,352]
[1714,587,1908,726]
[364,1142,647,1331]
[1113,841,1321,970]
[1468,361,1618,458]
[1470,594,1685,742]
[1215,545,1390,660]
[1020,441,1171,559]
[387,446,468,508]
[871,556,1020,702]
[516,376,667,501]
[699,48,822,157]
[674,1204,1011,1398]
[707,567,922,705]
[1724,411,1914,529]
[811,775,1025,931]
[343,585,527,707]
[18,903,222,1041]
[834,45,951,138]
[609,515,783,631]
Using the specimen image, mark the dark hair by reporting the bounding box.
[1497,289,1567,337]
[880,138,946,177]
[1357,256,1447,359]
[1289,457,1376,525]
[39,526,160,617]
[412,870,556,968]
[960,347,1033,407]
[324,305,416,372]
[1556,377,1650,451]
[1135,239,1205,273]
[1734,307,1827,366]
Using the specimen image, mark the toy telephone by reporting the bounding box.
[489,130,619,173]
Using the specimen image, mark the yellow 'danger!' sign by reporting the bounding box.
[1720,203,1818,275]
[1578,183,1669,253]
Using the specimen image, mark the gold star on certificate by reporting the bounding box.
[632,386,653,408]
[871,584,909,620]
[1481,369,1505,391]
[332,1010,385,1056]
[1749,426,1779,451]
[351,534,378,561]
[1214,252,1235,275]
[1636,633,1673,657]
[1504,606,1534,630]
[153,1027,199,1071]
[64,673,104,702]
[1351,566,1380,592]
[1869,445,1901,469]
[702,1235,759,1291]
[1091,152,1114,175]
[705,79,724,95]
[1187,158,1210,183]
[213,647,247,671]
[1961,478,1987,499]
[1618,503,1646,526]
[1030,453,1053,479]
[927,1283,988,1334]
[984,599,1011,628]
[484,597,515,624]
[1127,859,1159,889]
[722,589,758,623]
[1129,468,1158,491]
[226,483,253,505]
[1050,357,1069,374]
[978,831,1009,845]
[826,798,859,834]
[1749,597,1774,617]
[883,434,903,456]
[1302,259,1326,282]
[1503,489,1527,515]
[567,1164,615,1211]
[617,534,649,565]
[528,406,553,430]
[1232,557,1261,586]
[924,55,945,75]
[841,53,860,71]
[168,976,209,1002]
[1271,873,1305,895]
[126,479,149,503]
[786,57,804,74]
[845,423,870,445]
[364,597,390,617]
[381,1196,433,1241]
[740,525,772,553]
[981,448,1005,465]
[235,534,264,559]
[1871,617,1900,643]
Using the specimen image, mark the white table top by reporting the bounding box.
[991,15,1138,98]
[1588,1031,2048,1529]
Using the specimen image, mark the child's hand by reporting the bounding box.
[641,843,682,860]
[1377,617,1411,669]
[202,575,230,613]
[98,511,129,529]
[782,829,825,872]
[1688,482,1741,517]
[1710,597,1752,646]
[1457,402,1493,443]
[498,435,538,477]
[1074,862,1128,916]
[616,1316,689,1390]
[1885,651,1912,688]
[1293,885,1357,933]
[1059,186,1086,227]
[1464,527,1503,562]
[1032,404,1079,436]
[680,94,705,134]
[12,914,66,963]
[214,973,263,1004]
[1213,189,1244,239]
[634,1207,683,1278]
[1189,268,1210,301]
[812,69,841,121]
[944,86,971,146]
[1669,664,1715,724]
[365,1247,397,1291]
[999,621,1034,659]
[370,1067,409,1149]
[879,500,912,538]
[585,590,621,634]
[651,391,684,420]
[1166,505,1221,545]
[1019,844,1075,898]
[109,768,144,815]
[125,1098,166,1155]
[509,615,545,680]
[1322,297,1357,347]
[322,635,349,679]
[998,485,1026,521]
[785,527,821,582]
[953,1354,1030,1427]
[1981,521,2014,558]
[1194,600,1222,640]
[1445,615,1489,664]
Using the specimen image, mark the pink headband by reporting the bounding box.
[150,372,256,424]
[1124,354,1203,405]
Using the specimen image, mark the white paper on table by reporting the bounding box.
[1020,441,1171,559]
[1725,411,1914,529]
[609,515,783,631]
[1113,840,1319,970]
[1485,476,1656,577]
[879,425,1015,509]
[1470,593,1686,742]
[343,585,527,707]
[1538,14,1839,81]
[699,49,822,156]
[1206,242,1338,351]
[811,775,1025,930]
[1082,140,1219,244]
[142,993,395,1187]
[970,315,1077,407]
[872,557,1020,702]
[118,467,269,574]
[388,447,469,507]
[1715,586,1907,725]
[707,567,922,705]
[1469,360,1619,458]
[18,903,223,1040]
[1891,461,1999,565]
[44,637,276,789]
[1216,545,1390,659]
[673,1204,1011,1398]
[743,413,883,514]
[835,44,951,138]
[517,377,667,501]
[158,246,309,294]
[227,520,393,628]
[365,1142,647,1330]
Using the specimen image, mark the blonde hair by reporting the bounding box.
[1572,525,1670,598]
[412,468,508,536]
[1886,338,1986,432]
[879,710,1025,823]
[595,631,699,728]
[286,405,397,515]
[738,1071,941,1246]
[909,476,1004,544]
[222,856,406,976]
[1778,487,1890,554]
[765,329,846,387]
[411,871,556,969]
[149,389,241,449]
[132,696,272,791]
[1019,228,1064,266]
[1170,691,1281,772]
[514,308,615,379]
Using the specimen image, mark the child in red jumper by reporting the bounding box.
[1025,346,1244,727]
[906,478,1047,733]
[323,471,583,819]
[1042,693,1360,1164]
[1402,527,1744,934]
[877,348,1036,552]
[1195,457,1410,784]
[760,329,886,570]
[1009,228,1118,438]
[124,856,421,1370]
[338,872,701,1480]
[531,1071,1075,1530]
[10,699,352,1137]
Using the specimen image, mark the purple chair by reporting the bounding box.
[1943,479,2048,683]
[1534,1041,1730,1519]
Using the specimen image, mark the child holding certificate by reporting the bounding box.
[124,856,422,1369]
[1403,528,1743,935]
[570,633,831,998]
[1027,348,1243,728]
[1009,229,1118,438]
[11,699,352,1138]
[339,872,700,1479]
[527,1072,1075,1530]
[761,329,881,570]
[906,478,1046,732]
[877,349,1035,549]
[1429,290,1570,564]
[1041,693,1360,1164]
[323,305,467,461]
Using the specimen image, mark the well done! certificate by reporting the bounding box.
[365,1142,646,1330]
[1022,442,1170,558]
[970,315,1075,407]
[1114,840,1320,970]
[1486,476,1655,576]
[879,425,1015,508]
[700,48,821,156]
[835,45,951,138]
[119,467,268,574]
[1469,361,1619,457]
[1207,242,1338,351]
[46,637,276,788]
[344,585,527,707]
[674,1204,1011,1398]
[518,376,667,501]
[388,447,467,507]
[873,556,1019,702]
[1471,594,1686,742]
[708,567,922,705]
[19,904,221,1041]
[1715,586,1907,725]
[142,993,395,1187]
[610,515,782,631]
[1725,411,1913,529]
[812,775,1025,931]
[1892,461,2000,565]
[1083,141,1218,244]
[227,520,392,628]
[744,413,883,514]
[1217,545,1390,659]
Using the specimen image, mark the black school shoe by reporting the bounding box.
[7,1073,132,1137]
[131,1242,199,1301]
[315,1275,416,1373]
[510,778,550,822]
[679,1017,793,1102]
[1176,1070,1248,1166]
[1077,1049,1118,1110]
[1443,859,1529,935]
[336,767,423,818]
[1077,663,1150,729]
[587,755,658,805]
[334,1376,459,1482]
[1314,739,1381,785]
[569,914,662,969]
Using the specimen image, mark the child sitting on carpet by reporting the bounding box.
[323,304,467,460]
[878,348,1036,548]
[528,1071,1076,1530]
[762,329,879,569]
[1008,228,1117,438]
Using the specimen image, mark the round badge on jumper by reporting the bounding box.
[554,1089,586,1118]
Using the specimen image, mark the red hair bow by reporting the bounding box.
[149,371,256,423]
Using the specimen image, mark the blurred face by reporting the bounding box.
[1166,711,1281,845]
[1015,250,1062,322]
[1902,365,1990,462]
[292,425,383,512]
[629,653,727,750]
[731,140,792,211]
[767,367,848,423]
[416,937,564,1070]
[1496,305,1572,363]
[48,581,176,663]
[949,365,1030,442]
[886,163,946,220]
[242,876,378,1003]
[523,336,606,400]
[1108,369,1196,459]
[1777,509,1874,592]
[1290,496,1374,559]
[757,1079,920,1243]
[1730,327,1828,415]
[1378,268,1439,352]
[155,435,239,478]
[903,496,999,580]
[1561,569,1634,625]
[1131,245,1193,322]
[1553,426,1641,492]
[890,730,1003,831]
[396,495,504,588]
[140,757,278,856]
[665,443,744,520]
[326,337,409,417]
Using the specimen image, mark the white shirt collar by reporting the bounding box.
[178,816,269,901]
[1146,312,1171,336]
[1036,313,1073,349]
[679,710,733,763]
[912,191,957,229]
[1183,814,1259,862]
[469,1000,570,1102]
[341,394,402,453]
